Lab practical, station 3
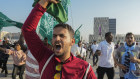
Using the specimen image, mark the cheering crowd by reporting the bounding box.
[0,31,140,79]
[0,0,140,79]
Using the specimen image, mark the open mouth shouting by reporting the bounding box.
[54,44,62,53]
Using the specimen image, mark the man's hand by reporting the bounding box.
[39,0,59,8]
[83,56,86,61]
[49,0,59,4]
[130,57,139,63]
[76,54,81,59]
[95,50,101,56]
[114,63,117,68]
[118,64,127,70]
[77,54,81,57]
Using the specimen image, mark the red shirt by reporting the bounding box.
[22,3,97,79]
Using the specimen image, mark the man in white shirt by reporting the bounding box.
[71,44,78,56]
[91,40,98,66]
[77,41,86,61]
[96,32,115,79]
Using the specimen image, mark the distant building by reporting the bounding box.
[0,31,21,44]
[94,17,109,41]
[89,34,94,43]
[4,32,21,41]
[92,17,116,42]
[109,19,116,35]
[0,31,9,40]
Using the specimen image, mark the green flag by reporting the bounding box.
[0,12,23,30]
[36,14,58,45]
[36,0,70,44]
[74,25,82,44]
[6,20,23,29]
[0,12,14,29]
[33,0,69,23]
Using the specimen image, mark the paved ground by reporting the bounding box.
[0,54,120,79]
[87,57,120,79]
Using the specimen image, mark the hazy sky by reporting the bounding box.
[0,0,140,42]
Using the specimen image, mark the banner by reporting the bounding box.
[99,26,101,35]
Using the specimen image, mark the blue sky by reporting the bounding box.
[0,0,140,42]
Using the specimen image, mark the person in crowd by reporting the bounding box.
[71,44,78,56]
[76,41,86,61]
[96,32,115,79]
[0,41,10,77]
[136,42,138,46]
[43,37,53,50]
[91,40,98,66]
[115,32,140,79]
[3,37,12,47]
[17,33,27,52]
[118,42,125,51]
[22,0,97,78]
[88,42,93,59]
[3,37,7,42]
[135,42,140,50]
[83,43,87,57]
[0,42,26,79]
[115,42,120,49]
[0,48,2,68]
[120,42,124,47]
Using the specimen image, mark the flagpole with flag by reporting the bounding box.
[0,12,23,30]
[76,24,82,31]
[74,24,82,44]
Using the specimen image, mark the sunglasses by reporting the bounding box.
[54,64,62,79]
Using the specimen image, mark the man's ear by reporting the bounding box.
[71,38,75,46]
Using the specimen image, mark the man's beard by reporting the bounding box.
[109,39,113,42]
[127,42,134,47]
[55,52,65,57]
